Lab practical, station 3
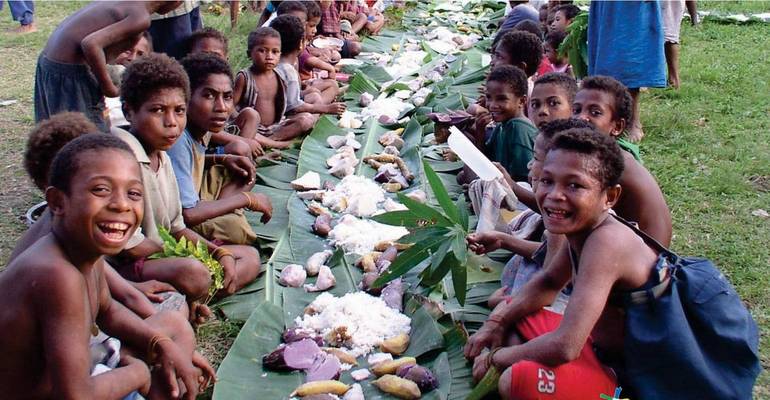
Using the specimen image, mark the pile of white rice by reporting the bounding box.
[328,215,408,255]
[294,292,411,357]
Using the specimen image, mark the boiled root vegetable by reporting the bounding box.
[262,338,322,371]
[372,357,417,376]
[372,374,421,399]
[342,383,365,400]
[291,171,321,191]
[307,201,331,217]
[377,246,398,271]
[282,328,324,346]
[291,380,350,397]
[375,241,412,252]
[306,250,333,276]
[381,278,405,311]
[304,265,336,292]
[404,190,427,203]
[363,154,414,181]
[262,345,291,371]
[378,131,405,149]
[380,333,410,355]
[350,369,371,381]
[322,347,357,365]
[382,182,402,192]
[306,352,342,382]
[359,92,374,107]
[313,214,332,237]
[356,252,380,273]
[360,272,381,295]
[396,364,439,392]
[279,264,307,287]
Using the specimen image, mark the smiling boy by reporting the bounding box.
[478,65,538,182]
[0,134,213,399]
[572,76,672,245]
[466,128,652,399]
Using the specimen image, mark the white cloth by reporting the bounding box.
[468,178,517,233]
[660,0,685,43]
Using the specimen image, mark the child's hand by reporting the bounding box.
[133,280,177,303]
[192,351,217,391]
[246,138,265,158]
[154,340,202,400]
[467,231,503,254]
[223,155,256,183]
[327,69,337,80]
[119,354,151,395]
[219,253,238,295]
[492,162,515,188]
[101,81,120,98]
[325,102,346,115]
[476,112,493,137]
[488,286,509,308]
[244,192,273,223]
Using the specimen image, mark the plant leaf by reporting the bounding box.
[429,239,452,275]
[450,254,468,306]
[397,226,452,244]
[396,192,455,228]
[421,250,455,287]
[455,195,469,232]
[451,229,468,266]
[373,234,446,288]
[371,210,428,228]
[423,160,462,225]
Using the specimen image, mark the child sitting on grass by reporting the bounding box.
[573,76,672,245]
[318,0,362,58]
[544,30,572,76]
[270,15,347,116]
[299,1,343,104]
[465,129,634,399]
[34,1,182,130]
[16,112,189,321]
[116,54,261,306]
[234,27,318,141]
[476,65,538,183]
[0,134,215,399]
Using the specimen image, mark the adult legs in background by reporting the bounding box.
[664,41,681,89]
[686,0,698,25]
[148,6,202,59]
[628,88,643,143]
[5,0,36,33]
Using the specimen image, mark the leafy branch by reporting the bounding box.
[148,227,225,303]
[372,160,472,305]
[558,11,589,79]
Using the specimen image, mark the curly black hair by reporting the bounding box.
[49,133,135,195]
[246,27,281,57]
[539,117,593,141]
[497,30,543,77]
[270,15,305,54]
[514,20,543,40]
[580,76,633,124]
[25,112,99,191]
[549,127,625,188]
[487,65,529,98]
[120,53,190,112]
[555,4,581,21]
[180,52,233,93]
[534,72,578,102]
[277,0,307,17]
[545,29,567,50]
[184,27,228,57]
[303,0,321,19]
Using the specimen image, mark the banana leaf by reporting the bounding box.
[248,184,291,242]
[344,71,382,101]
[361,31,403,53]
[255,162,297,190]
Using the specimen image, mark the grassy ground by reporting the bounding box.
[1,1,769,398]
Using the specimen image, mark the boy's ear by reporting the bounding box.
[516,61,528,74]
[604,184,622,209]
[611,118,627,137]
[45,186,67,217]
[122,104,134,124]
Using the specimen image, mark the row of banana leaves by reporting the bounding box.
[212,2,511,398]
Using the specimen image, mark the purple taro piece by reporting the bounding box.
[381,278,405,311]
[284,338,322,370]
[305,353,342,382]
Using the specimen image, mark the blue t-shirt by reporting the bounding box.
[166,129,206,209]
[497,4,540,37]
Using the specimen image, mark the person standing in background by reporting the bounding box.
[149,0,202,59]
[2,0,36,34]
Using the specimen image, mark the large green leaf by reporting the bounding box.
[255,162,297,190]
[247,184,291,242]
[373,233,447,287]
[450,254,468,306]
[423,160,462,225]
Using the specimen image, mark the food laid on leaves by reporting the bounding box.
[338,111,363,129]
[372,374,422,399]
[329,215,408,255]
[327,132,362,150]
[279,264,307,287]
[306,250,334,276]
[292,171,322,191]
[304,265,336,292]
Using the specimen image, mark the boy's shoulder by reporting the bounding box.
[7,236,84,292]
[498,117,537,141]
[111,127,150,163]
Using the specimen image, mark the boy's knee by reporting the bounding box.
[498,366,513,400]
[348,42,362,57]
[237,107,261,127]
[177,258,212,300]
[232,245,261,284]
[304,92,322,104]
[298,113,318,132]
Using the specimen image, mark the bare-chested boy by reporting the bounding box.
[234,27,316,142]
[34,1,182,130]
[465,128,656,399]
[0,134,214,399]
[572,76,672,245]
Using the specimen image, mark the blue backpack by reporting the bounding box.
[617,218,761,399]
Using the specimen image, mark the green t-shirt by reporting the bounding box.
[484,117,538,181]
[618,137,642,163]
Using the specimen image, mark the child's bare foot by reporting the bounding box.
[190,302,212,328]
[627,122,645,143]
[9,23,36,34]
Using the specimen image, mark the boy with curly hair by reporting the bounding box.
[0,133,215,398]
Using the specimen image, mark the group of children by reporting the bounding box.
[8,0,393,398]
[3,0,757,398]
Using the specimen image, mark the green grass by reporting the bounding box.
[1,1,768,398]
